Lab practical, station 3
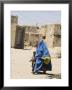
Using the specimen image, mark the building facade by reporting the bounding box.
[11,16,18,48]
[45,24,61,48]
[11,16,61,51]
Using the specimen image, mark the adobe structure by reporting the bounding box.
[11,16,18,48]
[24,26,41,47]
[45,24,61,48]
[11,16,61,50]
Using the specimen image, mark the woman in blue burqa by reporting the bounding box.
[32,36,52,74]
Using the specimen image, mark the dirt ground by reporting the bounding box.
[10,48,61,79]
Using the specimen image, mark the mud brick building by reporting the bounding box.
[45,24,61,48]
[11,16,61,51]
[11,16,18,48]
[24,26,41,47]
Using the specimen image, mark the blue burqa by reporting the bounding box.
[33,40,52,72]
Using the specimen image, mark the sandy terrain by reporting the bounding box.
[11,48,61,79]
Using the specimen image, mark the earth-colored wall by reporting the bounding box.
[11,16,18,48]
[11,16,61,49]
[46,24,61,48]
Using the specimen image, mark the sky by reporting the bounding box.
[11,11,61,26]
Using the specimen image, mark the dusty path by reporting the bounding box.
[11,48,61,79]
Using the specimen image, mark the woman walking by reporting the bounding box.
[33,35,52,74]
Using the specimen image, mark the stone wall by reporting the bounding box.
[14,25,25,49]
[24,26,41,47]
[46,24,61,59]
[22,24,61,48]
[11,16,61,50]
[11,16,18,48]
[46,24,61,48]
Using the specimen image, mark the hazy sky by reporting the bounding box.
[11,11,61,26]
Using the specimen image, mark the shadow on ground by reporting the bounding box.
[32,72,61,79]
[46,73,61,79]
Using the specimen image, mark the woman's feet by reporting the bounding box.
[32,71,46,74]
[43,71,46,74]
[32,71,39,75]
